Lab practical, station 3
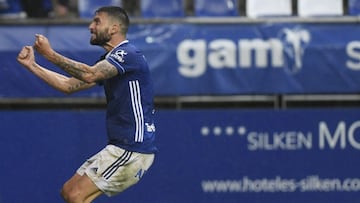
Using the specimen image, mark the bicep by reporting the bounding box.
[92,60,119,81]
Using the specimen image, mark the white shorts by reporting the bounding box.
[77,145,155,196]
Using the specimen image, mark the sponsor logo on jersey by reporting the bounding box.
[111,49,128,63]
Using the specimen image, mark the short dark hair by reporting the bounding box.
[95,6,130,34]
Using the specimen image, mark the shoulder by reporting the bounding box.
[107,42,138,63]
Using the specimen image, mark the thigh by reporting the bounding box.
[63,173,103,202]
[78,145,155,197]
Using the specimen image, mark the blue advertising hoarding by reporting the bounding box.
[1,22,360,97]
[0,109,359,203]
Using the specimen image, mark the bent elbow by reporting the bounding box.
[56,84,79,95]
[81,74,98,83]
[57,88,74,95]
[83,78,96,83]
[63,91,74,96]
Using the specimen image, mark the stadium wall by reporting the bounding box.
[0,18,360,203]
[0,109,359,203]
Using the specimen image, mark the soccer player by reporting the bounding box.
[17,6,157,203]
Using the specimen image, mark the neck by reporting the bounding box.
[103,35,126,52]
[104,42,115,51]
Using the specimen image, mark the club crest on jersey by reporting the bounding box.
[111,49,127,63]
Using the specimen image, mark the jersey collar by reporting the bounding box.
[106,40,129,58]
[113,40,129,50]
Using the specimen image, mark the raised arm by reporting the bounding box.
[17,46,96,94]
[33,34,118,83]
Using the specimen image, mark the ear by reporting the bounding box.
[110,24,119,35]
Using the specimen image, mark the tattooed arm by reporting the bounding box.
[17,46,96,94]
[49,52,118,83]
[34,34,118,83]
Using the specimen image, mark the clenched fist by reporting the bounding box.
[17,46,35,68]
[34,34,53,58]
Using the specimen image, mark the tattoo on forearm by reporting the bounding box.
[52,52,87,79]
[68,81,88,92]
[51,52,118,81]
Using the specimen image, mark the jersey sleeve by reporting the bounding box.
[106,48,137,75]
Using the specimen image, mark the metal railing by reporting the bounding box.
[0,94,359,110]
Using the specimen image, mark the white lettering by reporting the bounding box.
[145,123,156,132]
[346,41,360,70]
[177,38,285,78]
[208,39,237,69]
[247,131,312,151]
[319,121,346,149]
[348,121,360,149]
[239,39,283,68]
[177,39,206,77]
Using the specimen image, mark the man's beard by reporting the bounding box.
[90,31,111,46]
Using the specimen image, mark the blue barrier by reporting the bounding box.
[1,23,360,97]
[0,109,359,202]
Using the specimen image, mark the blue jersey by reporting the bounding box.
[101,40,157,154]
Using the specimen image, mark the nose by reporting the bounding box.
[88,22,94,31]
